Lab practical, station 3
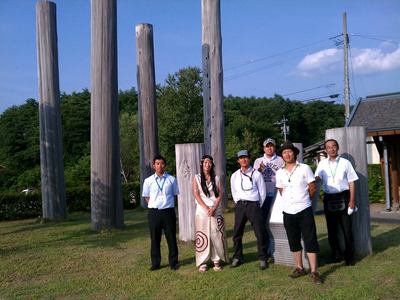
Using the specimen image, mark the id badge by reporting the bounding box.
[157,191,166,203]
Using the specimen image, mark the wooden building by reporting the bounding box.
[347,92,400,210]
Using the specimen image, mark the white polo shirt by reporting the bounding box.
[314,156,359,194]
[230,166,266,207]
[142,173,179,209]
[276,162,315,214]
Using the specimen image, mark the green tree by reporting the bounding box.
[0,99,39,190]
[60,90,91,165]
[157,67,203,169]
[119,112,139,183]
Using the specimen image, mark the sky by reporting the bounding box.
[0,0,399,113]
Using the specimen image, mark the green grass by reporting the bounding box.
[1,206,399,300]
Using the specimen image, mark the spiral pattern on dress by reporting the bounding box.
[195,231,208,252]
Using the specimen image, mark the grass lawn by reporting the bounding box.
[1,205,399,300]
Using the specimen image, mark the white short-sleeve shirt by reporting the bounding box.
[276,163,315,214]
[142,173,179,209]
[314,156,359,194]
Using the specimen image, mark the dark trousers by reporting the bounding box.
[261,196,274,256]
[324,192,354,262]
[148,208,179,268]
[232,201,268,261]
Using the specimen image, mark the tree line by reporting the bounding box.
[0,67,345,193]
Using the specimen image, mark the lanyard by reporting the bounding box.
[285,164,298,183]
[155,176,166,193]
[329,157,340,182]
[240,169,255,191]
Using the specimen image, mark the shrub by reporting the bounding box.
[66,186,91,212]
[0,192,41,220]
[122,182,140,209]
[368,164,385,203]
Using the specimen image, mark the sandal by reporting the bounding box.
[213,262,222,271]
[199,264,208,273]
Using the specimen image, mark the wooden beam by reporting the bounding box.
[90,0,123,230]
[36,0,67,221]
[201,0,226,207]
[136,23,159,208]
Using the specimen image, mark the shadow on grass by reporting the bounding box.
[371,224,400,253]
[0,209,152,257]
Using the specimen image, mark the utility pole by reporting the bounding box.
[275,116,289,142]
[343,12,350,123]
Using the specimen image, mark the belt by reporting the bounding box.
[237,200,258,205]
[326,190,349,195]
[149,207,174,211]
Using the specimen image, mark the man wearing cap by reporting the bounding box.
[254,138,284,257]
[275,141,322,284]
[315,139,359,266]
[230,150,268,270]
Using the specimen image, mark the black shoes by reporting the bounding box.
[345,259,355,266]
[149,265,160,271]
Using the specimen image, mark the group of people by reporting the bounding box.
[142,137,359,285]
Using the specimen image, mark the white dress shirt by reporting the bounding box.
[314,156,359,194]
[230,166,266,207]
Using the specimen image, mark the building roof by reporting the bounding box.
[347,92,400,133]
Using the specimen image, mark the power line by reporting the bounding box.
[224,38,332,71]
[282,83,336,97]
[351,33,400,44]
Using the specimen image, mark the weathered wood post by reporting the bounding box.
[175,143,204,241]
[136,23,158,207]
[202,44,211,155]
[326,126,372,256]
[90,0,123,230]
[201,0,226,207]
[36,0,67,221]
[293,142,303,163]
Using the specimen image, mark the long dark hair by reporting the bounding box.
[200,155,219,198]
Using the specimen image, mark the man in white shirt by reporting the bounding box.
[276,141,321,284]
[142,155,179,271]
[254,138,284,257]
[315,139,359,266]
[230,150,268,270]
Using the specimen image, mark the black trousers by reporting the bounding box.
[261,196,274,256]
[232,201,268,261]
[324,191,354,262]
[148,208,179,268]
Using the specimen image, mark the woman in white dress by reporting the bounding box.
[192,155,228,272]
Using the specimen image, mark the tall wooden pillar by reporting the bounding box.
[36,0,66,221]
[90,0,123,230]
[136,23,158,207]
[326,126,372,256]
[201,0,226,207]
